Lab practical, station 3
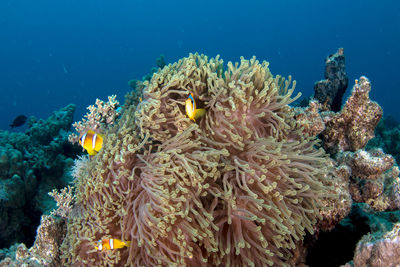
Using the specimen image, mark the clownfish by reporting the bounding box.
[79,130,103,156]
[185,93,206,122]
[95,238,131,251]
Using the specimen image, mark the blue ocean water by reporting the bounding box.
[0,0,399,130]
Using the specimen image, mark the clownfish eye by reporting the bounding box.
[188,94,194,104]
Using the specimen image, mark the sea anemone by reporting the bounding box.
[61,53,334,266]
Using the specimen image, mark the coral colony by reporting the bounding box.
[1,50,400,266]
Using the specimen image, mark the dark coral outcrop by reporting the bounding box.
[314,48,348,112]
[0,104,77,250]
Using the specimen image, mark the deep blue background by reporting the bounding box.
[1,0,399,130]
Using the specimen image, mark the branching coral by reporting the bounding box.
[62,53,335,266]
[49,186,75,219]
[68,95,120,144]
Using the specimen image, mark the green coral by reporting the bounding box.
[0,104,77,249]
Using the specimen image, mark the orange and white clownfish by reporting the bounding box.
[79,130,103,156]
[95,238,131,251]
[185,93,206,122]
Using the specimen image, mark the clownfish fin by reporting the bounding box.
[194,108,206,120]
[125,241,131,247]
[87,149,98,156]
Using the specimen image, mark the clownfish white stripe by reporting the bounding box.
[98,243,103,250]
[92,133,97,149]
[109,238,114,249]
[81,132,87,145]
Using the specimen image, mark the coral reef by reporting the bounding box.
[307,203,400,267]
[314,48,348,112]
[317,162,352,231]
[352,223,400,267]
[336,149,400,211]
[367,115,400,164]
[336,203,400,267]
[321,76,382,153]
[0,104,76,249]
[293,99,325,137]
[0,51,396,266]
[68,95,120,144]
[306,204,372,267]
[340,149,394,180]
[61,54,336,266]
[0,215,67,266]
[297,50,400,266]
[48,185,75,219]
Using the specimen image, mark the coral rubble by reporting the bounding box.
[61,54,336,266]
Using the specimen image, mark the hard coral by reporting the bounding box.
[48,185,75,219]
[337,149,400,211]
[69,95,120,144]
[0,104,76,249]
[353,223,400,267]
[0,215,66,266]
[318,163,352,231]
[294,99,325,137]
[338,149,394,180]
[314,48,348,112]
[62,53,335,266]
[367,116,400,165]
[322,76,382,153]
